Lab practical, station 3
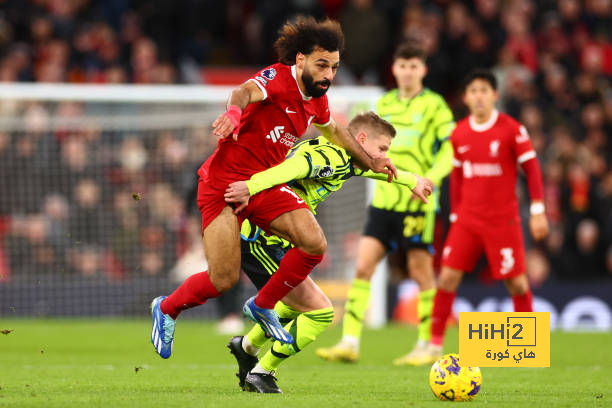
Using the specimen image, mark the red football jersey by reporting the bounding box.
[199,63,331,184]
[451,110,536,224]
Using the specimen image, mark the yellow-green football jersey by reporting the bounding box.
[373,88,454,212]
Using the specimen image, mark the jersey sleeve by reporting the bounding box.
[512,122,537,164]
[247,65,283,102]
[433,98,455,142]
[245,152,310,196]
[299,141,350,179]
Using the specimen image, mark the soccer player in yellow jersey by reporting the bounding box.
[224,112,433,393]
[317,43,455,365]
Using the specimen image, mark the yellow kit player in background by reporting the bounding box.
[317,43,455,365]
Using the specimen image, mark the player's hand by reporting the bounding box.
[411,175,434,204]
[370,157,398,183]
[529,213,549,241]
[212,106,242,141]
[224,181,250,214]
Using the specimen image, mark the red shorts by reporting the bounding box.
[441,218,525,280]
[197,176,309,234]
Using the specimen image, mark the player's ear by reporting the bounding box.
[356,131,367,144]
[296,52,305,69]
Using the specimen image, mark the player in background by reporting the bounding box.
[150,17,397,360]
[316,43,454,365]
[224,112,433,393]
[411,69,550,365]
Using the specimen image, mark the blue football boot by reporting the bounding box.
[242,296,294,344]
[150,296,175,358]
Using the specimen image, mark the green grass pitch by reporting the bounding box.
[1,319,610,407]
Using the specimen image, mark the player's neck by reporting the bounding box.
[295,67,309,97]
[398,85,423,100]
[472,109,494,124]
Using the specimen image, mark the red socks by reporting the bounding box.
[431,288,456,347]
[512,289,533,312]
[161,271,220,319]
[255,247,323,309]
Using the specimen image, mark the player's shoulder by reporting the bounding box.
[421,88,447,104]
[496,112,522,130]
[252,63,290,85]
[377,89,400,106]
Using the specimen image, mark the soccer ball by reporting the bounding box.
[429,353,482,401]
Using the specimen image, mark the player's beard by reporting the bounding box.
[302,66,331,98]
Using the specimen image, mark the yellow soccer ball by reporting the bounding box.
[429,353,482,401]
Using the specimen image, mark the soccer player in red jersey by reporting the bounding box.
[150,17,397,359]
[410,70,550,365]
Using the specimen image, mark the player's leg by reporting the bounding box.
[400,221,483,366]
[392,246,436,365]
[486,223,532,311]
[247,278,333,392]
[241,186,321,343]
[151,185,241,358]
[316,235,386,362]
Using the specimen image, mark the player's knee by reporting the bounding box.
[209,268,239,293]
[301,234,327,256]
[355,262,375,280]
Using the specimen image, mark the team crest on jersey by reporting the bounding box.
[489,140,500,157]
[261,68,277,80]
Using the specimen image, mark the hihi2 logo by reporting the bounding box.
[459,312,550,367]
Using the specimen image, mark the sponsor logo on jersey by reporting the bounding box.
[462,160,503,178]
[285,107,296,114]
[266,125,298,147]
[255,75,268,86]
[489,140,500,157]
[261,68,277,80]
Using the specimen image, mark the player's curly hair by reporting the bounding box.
[274,16,344,65]
[348,112,396,139]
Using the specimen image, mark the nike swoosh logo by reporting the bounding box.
[283,281,295,289]
[457,145,470,154]
[285,107,296,114]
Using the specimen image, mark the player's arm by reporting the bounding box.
[212,80,265,140]
[317,119,398,182]
[224,153,310,213]
[449,135,462,223]
[515,126,548,241]
[424,101,455,186]
[359,170,433,203]
[449,157,463,223]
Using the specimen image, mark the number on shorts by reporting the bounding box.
[500,247,515,275]
[403,215,425,237]
[280,186,304,204]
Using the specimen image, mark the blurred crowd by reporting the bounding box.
[0,0,611,284]
[0,104,217,279]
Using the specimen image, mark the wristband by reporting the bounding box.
[225,105,242,129]
[530,202,545,215]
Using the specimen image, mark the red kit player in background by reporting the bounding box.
[409,70,550,365]
[150,17,397,358]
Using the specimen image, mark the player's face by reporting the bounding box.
[300,48,340,97]
[359,132,392,159]
[392,57,427,90]
[463,79,499,117]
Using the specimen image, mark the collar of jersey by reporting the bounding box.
[291,65,312,101]
[469,109,499,132]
